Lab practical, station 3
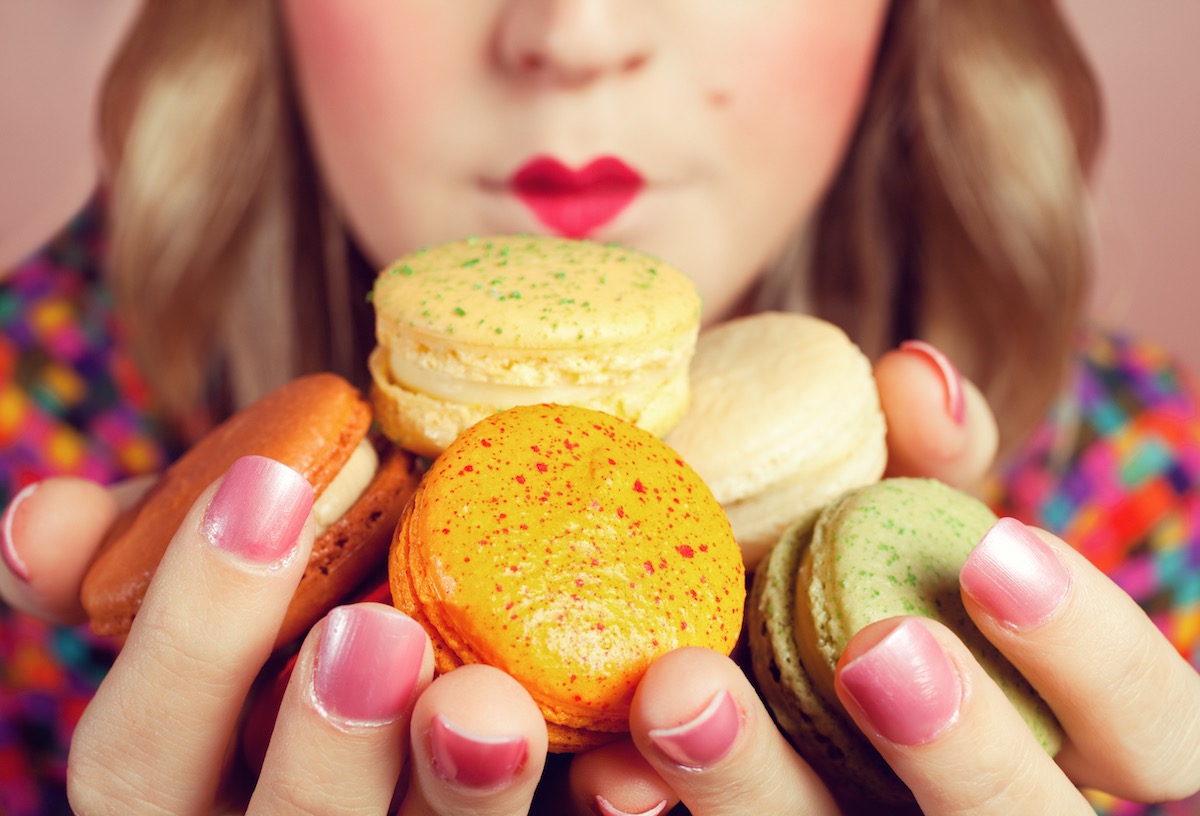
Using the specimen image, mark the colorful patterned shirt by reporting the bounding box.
[1,204,1197,814]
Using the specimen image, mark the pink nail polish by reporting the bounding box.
[429,714,527,789]
[961,517,1071,629]
[594,795,668,816]
[648,688,741,769]
[312,605,427,726]
[200,455,313,567]
[838,619,962,746]
[900,340,966,426]
[1,483,37,583]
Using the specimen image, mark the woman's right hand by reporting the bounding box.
[0,459,550,816]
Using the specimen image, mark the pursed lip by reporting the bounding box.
[509,155,644,238]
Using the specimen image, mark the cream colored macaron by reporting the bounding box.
[369,236,701,457]
[664,312,887,568]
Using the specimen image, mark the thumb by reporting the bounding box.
[875,341,999,493]
[0,475,151,623]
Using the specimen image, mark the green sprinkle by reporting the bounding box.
[454,306,466,316]
[462,258,480,267]
[399,264,415,276]
[365,289,375,303]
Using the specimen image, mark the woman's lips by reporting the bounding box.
[510,156,644,238]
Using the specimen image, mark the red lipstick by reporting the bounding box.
[511,156,643,238]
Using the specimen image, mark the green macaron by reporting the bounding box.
[748,477,1062,805]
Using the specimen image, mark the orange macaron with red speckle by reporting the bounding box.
[390,403,745,752]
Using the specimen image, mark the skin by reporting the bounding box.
[2,2,1198,814]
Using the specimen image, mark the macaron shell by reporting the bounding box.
[809,478,1061,754]
[664,313,886,566]
[390,403,745,751]
[82,373,380,645]
[372,235,701,352]
[748,515,904,804]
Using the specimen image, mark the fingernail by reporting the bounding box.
[594,795,669,816]
[201,455,313,567]
[961,517,1071,629]
[429,714,527,789]
[648,688,741,769]
[900,340,966,426]
[839,619,962,746]
[312,605,427,727]
[1,483,37,582]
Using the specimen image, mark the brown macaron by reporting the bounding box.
[81,372,419,649]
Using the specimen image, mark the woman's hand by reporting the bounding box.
[1,458,550,815]
[561,342,1198,814]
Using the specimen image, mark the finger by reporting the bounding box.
[875,341,998,492]
[960,518,1200,802]
[247,602,434,816]
[67,455,315,815]
[400,664,548,816]
[568,740,677,816]
[1,476,131,623]
[835,617,1093,814]
[629,647,840,816]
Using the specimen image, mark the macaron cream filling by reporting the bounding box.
[312,439,379,537]
[385,347,688,407]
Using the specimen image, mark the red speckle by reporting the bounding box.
[481,439,492,447]
[515,474,526,484]
[537,462,548,473]
[464,464,474,472]
[676,545,695,558]
[681,621,688,630]
[617,507,625,519]
[633,480,646,494]
[643,560,655,575]
[531,445,541,453]
[608,458,616,466]
[575,577,585,587]
[442,528,450,535]
[700,544,709,552]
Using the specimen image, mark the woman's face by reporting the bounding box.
[281,0,888,324]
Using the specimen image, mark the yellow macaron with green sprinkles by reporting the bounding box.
[748,478,1062,805]
[368,235,702,457]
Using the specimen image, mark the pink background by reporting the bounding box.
[1062,0,1200,371]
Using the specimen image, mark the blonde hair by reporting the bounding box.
[101,0,1101,454]
[761,0,1102,456]
[99,0,363,433]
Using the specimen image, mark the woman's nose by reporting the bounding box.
[495,0,653,85]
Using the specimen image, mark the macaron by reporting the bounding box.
[748,477,1062,805]
[81,373,420,649]
[368,235,701,458]
[664,312,887,569]
[389,403,745,752]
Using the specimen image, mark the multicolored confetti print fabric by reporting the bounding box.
[0,205,1197,813]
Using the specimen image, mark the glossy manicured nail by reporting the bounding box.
[200,455,312,567]
[648,688,741,769]
[430,714,527,789]
[312,605,427,727]
[839,619,962,746]
[961,517,1071,629]
[594,795,669,816]
[900,340,966,426]
[1,483,36,582]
